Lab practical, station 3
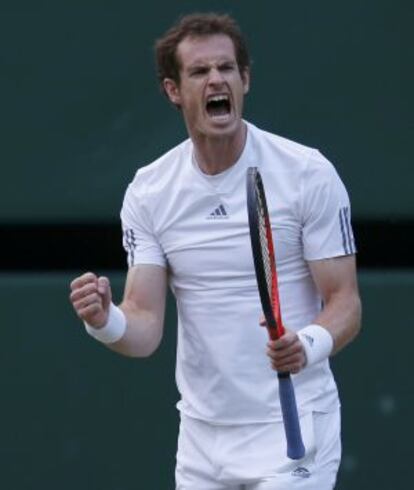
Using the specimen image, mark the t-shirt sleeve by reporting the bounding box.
[120,177,167,268]
[301,150,356,261]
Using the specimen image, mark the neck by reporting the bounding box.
[191,122,247,175]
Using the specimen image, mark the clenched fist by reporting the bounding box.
[259,317,307,374]
[69,272,112,328]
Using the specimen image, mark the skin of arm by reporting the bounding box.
[70,264,167,358]
[265,255,362,373]
[110,264,167,357]
[308,254,361,354]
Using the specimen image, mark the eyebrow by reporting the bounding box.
[186,59,237,71]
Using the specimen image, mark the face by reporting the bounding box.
[163,34,250,140]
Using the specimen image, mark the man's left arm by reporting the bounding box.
[308,254,361,355]
[266,255,361,373]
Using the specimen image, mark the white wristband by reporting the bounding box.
[297,324,334,367]
[84,303,127,344]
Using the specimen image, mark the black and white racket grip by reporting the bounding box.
[278,373,306,460]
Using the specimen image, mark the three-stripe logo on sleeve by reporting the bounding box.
[339,207,356,254]
[123,229,137,266]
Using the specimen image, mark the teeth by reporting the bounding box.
[207,94,229,103]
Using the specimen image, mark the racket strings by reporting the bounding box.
[255,176,283,338]
[256,182,275,309]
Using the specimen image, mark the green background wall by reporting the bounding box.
[0,0,411,222]
[1,272,411,489]
[0,1,412,489]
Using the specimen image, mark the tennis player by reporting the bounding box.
[69,13,361,490]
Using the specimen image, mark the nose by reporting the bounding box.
[207,68,225,85]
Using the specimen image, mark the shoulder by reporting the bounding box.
[246,121,329,183]
[126,138,192,200]
[250,122,340,179]
[247,122,315,163]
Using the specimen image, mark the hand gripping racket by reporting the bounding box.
[246,166,305,460]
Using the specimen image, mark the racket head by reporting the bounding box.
[246,167,284,339]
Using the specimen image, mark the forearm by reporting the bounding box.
[104,301,164,358]
[313,290,361,355]
[105,265,167,358]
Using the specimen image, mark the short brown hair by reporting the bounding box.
[155,12,250,90]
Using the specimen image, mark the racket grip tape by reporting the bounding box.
[277,373,306,460]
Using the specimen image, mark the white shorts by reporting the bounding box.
[175,408,341,490]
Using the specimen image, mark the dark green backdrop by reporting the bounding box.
[1,272,412,489]
[0,0,411,222]
[0,1,412,489]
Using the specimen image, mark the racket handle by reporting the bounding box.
[277,373,306,460]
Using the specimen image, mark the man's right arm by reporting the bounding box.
[70,264,167,358]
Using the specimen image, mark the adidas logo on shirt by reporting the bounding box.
[207,204,229,220]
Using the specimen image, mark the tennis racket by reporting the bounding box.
[246,166,305,460]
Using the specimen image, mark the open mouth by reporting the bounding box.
[205,94,231,118]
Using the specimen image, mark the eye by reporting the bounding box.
[220,63,236,72]
[189,66,208,77]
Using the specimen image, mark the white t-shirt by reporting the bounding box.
[121,121,356,424]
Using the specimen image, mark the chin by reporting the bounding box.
[206,117,241,136]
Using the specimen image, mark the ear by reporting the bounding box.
[242,67,250,95]
[163,78,181,105]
